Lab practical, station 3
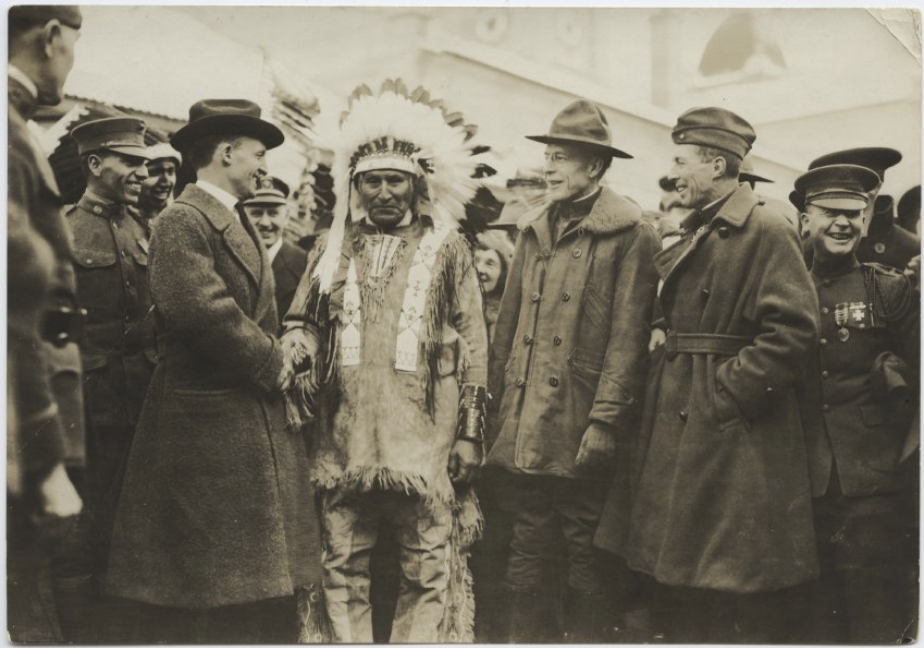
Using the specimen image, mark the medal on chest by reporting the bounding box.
[834,302,850,342]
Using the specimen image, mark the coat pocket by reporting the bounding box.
[710,356,750,433]
[73,247,121,314]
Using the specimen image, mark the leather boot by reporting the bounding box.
[501,587,546,643]
[563,588,614,643]
[52,573,98,642]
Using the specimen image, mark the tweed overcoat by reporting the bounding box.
[105,184,320,608]
[487,187,661,479]
[597,184,821,593]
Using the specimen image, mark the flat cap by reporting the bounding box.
[9,5,82,29]
[672,107,756,159]
[526,99,632,159]
[794,164,880,211]
[71,117,151,158]
[809,147,901,183]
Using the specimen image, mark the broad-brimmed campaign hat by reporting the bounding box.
[794,164,880,211]
[672,107,756,159]
[526,99,632,159]
[171,99,284,151]
[70,117,151,159]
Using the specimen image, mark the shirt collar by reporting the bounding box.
[267,236,284,262]
[197,180,240,220]
[8,65,38,99]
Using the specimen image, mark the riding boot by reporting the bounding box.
[501,587,546,643]
[563,588,613,643]
[52,573,98,642]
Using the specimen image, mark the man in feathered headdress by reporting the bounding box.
[281,80,490,643]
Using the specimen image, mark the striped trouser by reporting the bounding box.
[319,487,453,643]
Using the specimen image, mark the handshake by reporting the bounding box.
[277,328,320,391]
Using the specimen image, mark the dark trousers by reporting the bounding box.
[808,473,917,643]
[493,471,610,593]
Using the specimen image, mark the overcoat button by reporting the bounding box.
[821,371,830,378]
[821,307,829,315]
[678,411,688,422]
[701,288,710,297]
[530,292,541,302]
[572,248,582,258]
[820,338,828,346]
[553,336,562,345]
[577,228,585,237]
[718,227,729,239]
[549,377,559,387]
[561,292,570,302]
[515,377,525,387]
[523,335,533,345]
[822,404,831,413]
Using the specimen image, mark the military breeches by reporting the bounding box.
[493,471,609,593]
[319,487,452,643]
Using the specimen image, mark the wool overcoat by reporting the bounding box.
[105,184,320,608]
[272,239,308,327]
[596,184,821,593]
[487,187,661,479]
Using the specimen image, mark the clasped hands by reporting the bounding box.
[277,328,319,391]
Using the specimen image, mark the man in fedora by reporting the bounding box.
[607,107,819,643]
[104,99,321,642]
[242,176,307,322]
[486,99,660,642]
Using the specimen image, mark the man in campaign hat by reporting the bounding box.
[795,164,919,643]
[242,177,307,321]
[57,116,157,641]
[135,141,182,232]
[807,147,919,271]
[8,4,85,641]
[486,99,660,642]
[105,99,321,642]
[599,107,820,643]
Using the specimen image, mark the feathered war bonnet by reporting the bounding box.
[313,79,491,294]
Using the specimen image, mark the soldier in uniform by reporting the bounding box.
[134,141,181,235]
[809,148,920,271]
[242,177,307,322]
[794,164,919,643]
[63,117,156,640]
[8,5,85,641]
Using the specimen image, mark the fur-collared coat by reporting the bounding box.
[105,184,320,608]
[597,184,821,593]
[487,187,661,480]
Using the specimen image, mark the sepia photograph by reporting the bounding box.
[6,4,921,644]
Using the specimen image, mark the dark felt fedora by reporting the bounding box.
[171,99,284,151]
[526,99,632,159]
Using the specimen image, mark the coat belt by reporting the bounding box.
[664,331,752,359]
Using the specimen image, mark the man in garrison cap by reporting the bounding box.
[795,164,919,643]
[596,107,820,643]
[8,5,85,642]
[105,100,321,643]
[486,99,660,642]
[134,141,182,233]
[59,116,156,641]
[242,177,307,323]
[805,148,920,271]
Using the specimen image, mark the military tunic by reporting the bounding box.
[800,258,918,643]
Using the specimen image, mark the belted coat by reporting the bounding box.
[487,187,661,480]
[105,184,320,608]
[595,184,821,593]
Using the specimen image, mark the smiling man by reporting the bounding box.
[487,99,659,642]
[105,99,321,642]
[65,116,158,641]
[610,107,820,643]
[135,141,181,233]
[794,164,919,643]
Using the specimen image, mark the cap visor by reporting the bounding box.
[809,196,868,211]
[740,173,773,184]
[102,145,153,160]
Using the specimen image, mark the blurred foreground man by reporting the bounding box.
[61,117,156,641]
[282,80,489,643]
[243,177,307,320]
[795,164,919,643]
[608,107,820,643]
[487,99,660,642]
[8,5,84,641]
[134,141,181,233]
[105,100,321,643]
